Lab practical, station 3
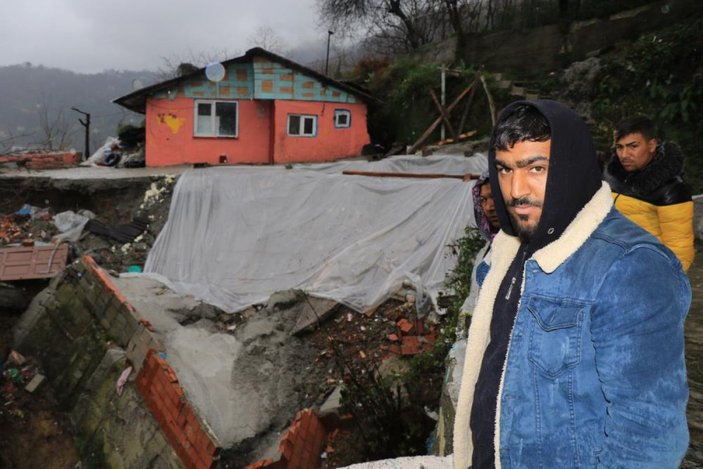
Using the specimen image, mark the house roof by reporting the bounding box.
[113,47,377,114]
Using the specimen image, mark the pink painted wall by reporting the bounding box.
[144,96,370,167]
[272,100,370,164]
[145,96,272,166]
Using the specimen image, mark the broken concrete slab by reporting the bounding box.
[111,274,330,459]
[292,296,340,335]
[319,384,344,419]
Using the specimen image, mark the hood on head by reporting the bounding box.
[488,100,602,250]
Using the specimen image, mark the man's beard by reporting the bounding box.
[507,196,542,242]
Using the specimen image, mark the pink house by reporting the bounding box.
[114,48,375,167]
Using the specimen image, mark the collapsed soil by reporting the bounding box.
[0,314,80,469]
[0,172,451,468]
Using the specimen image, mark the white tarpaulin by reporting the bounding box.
[144,154,487,313]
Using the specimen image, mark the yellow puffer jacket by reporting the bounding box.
[604,142,695,272]
[612,193,694,271]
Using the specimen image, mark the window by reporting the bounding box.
[334,109,351,128]
[194,100,238,137]
[287,114,317,137]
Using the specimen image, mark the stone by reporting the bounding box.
[25,373,46,393]
[0,282,27,312]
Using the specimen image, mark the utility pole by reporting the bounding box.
[325,30,334,76]
[439,65,447,141]
[71,107,90,160]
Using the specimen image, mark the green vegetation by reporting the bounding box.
[333,227,485,461]
[352,58,507,150]
[586,17,703,190]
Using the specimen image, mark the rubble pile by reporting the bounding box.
[0,176,176,276]
[0,209,57,246]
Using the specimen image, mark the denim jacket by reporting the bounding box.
[453,183,690,468]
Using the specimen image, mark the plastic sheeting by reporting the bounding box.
[144,154,487,313]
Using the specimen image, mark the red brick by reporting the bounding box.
[400,336,421,355]
[387,333,400,342]
[200,432,215,455]
[195,447,212,469]
[167,401,182,426]
[166,367,178,383]
[184,423,197,443]
[280,438,293,460]
[288,452,302,469]
[206,439,217,455]
[397,318,415,335]
[178,407,191,428]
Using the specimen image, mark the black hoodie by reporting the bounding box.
[470,100,602,467]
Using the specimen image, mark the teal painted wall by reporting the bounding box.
[252,58,357,103]
[153,63,254,101]
[152,59,358,105]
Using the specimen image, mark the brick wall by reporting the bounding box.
[80,255,221,468]
[0,151,80,169]
[137,350,220,469]
[246,409,328,469]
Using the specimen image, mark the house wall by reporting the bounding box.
[252,56,359,104]
[142,57,371,167]
[145,96,272,166]
[272,100,370,164]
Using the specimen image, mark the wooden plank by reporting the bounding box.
[342,170,479,181]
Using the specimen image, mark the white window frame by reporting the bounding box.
[194,99,239,138]
[334,109,351,128]
[287,114,317,137]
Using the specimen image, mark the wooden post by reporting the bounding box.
[430,89,458,141]
[479,74,496,126]
[408,83,476,154]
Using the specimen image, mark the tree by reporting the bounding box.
[317,0,477,57]
[247,26,288,55]
[36,95,75,151]
[317,0,436,53]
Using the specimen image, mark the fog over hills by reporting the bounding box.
[0,63,154,155]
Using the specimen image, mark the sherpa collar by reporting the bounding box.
[452,182,613,469]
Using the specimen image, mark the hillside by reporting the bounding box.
[0,64,154,154]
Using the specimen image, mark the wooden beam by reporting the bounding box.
[430,89,458,141]
[458,78,479,135]
[342,170,479,181]
[408,82,476,154]
[480,74,496,126]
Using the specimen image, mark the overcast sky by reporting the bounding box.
[0,0,333,74]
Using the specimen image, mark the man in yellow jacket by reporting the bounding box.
[603,116,694,271]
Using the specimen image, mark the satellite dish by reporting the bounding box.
[205,62,226,82]
[132,79,143,90]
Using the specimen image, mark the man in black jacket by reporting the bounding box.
[602,116,694,270]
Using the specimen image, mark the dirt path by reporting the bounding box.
[683,252,703,467]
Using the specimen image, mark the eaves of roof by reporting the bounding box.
[113,47,380,114]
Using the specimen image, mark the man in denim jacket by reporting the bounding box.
[453,100,690,468]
